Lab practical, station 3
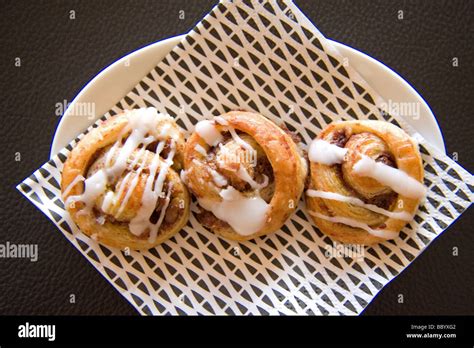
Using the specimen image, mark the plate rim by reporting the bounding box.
[51,34,446,156]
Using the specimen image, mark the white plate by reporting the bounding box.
[51,35,446,156]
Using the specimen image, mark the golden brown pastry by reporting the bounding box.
[183,110,307,241]
[61,108,190,250]
[305,120,426,245]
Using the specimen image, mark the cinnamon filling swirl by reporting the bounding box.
[183,111,307,241]
[306,120,425,245]
[61,108,190,250]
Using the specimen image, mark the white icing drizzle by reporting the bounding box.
[115,148,150,217]
[195,120,223,146]
[159,123,172,137]
[193,116,270,236]
[228,127,254,152]
[236,165,268,190]
[111,171,132,214]
[216,142,256,169]
[353,155,426,199]
[198,186,269,236]
[214,116,229,125]
[63,174,85,198]
[101,191,115,212]
[67,108,177,241]
[105,118,163,219]
[308,139,347,165]
[96,215,106,225]
[308,210,398,240]
[106,109,161,179]
[208,167,228,187]
[66,170,108,211]
[219,186,242,201]
[195,116,254,156]
[215,144,229,169]
[147,184,173,243]
[105,139,121,168]
[306,189,412,221]
[194,144,207,156]
[129,140,175,237]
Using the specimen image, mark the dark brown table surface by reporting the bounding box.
[1,0,473,315]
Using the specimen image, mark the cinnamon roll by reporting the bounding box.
[183,111,307,241]
[61,108,190,250]
[305,120,426,245]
